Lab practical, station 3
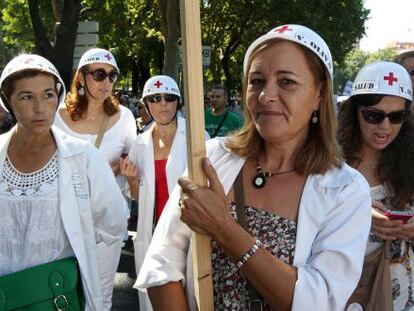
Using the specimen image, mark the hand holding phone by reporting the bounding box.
[384,210,414,224]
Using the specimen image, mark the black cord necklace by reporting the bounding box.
[252,159,296,189]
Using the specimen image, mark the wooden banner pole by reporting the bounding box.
[179,0,214,310]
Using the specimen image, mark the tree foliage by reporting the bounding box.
[200,0,369,93]
[335,47,398,94]
[1,0,81,87]
[1,0,369,95]
[81,0,167,93]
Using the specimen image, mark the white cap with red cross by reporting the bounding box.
[351,61,412,101]
[243,24,333,79]
[77,48,119,73]
[0,54,66,113]
[142,75,181,98]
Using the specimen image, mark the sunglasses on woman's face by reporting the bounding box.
[360,108,410,125]
[146,94,178,103]
[87,68,119,83]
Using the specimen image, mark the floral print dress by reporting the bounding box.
[368,184,414,311]
[211,202,297,310]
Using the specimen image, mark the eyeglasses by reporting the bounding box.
[360,108,410,124]
[146,94,178,103]
[87,68,119,83]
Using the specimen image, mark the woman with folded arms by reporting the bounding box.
[0,54,128,310]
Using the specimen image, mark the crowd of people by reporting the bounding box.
[1,22,414,311]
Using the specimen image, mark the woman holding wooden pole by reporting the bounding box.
[136,24,372,310]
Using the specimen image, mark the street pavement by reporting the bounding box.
[112,230,139,310]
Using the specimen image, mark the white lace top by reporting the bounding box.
[0,152,73,276]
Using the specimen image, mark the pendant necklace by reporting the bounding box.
[252,158,296,189]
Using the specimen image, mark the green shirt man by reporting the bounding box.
[204,86,242,138]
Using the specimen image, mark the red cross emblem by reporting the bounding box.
[384,72,398,86]
[23,58,34,64]
[104,53,112,61]
[154,80,163,88]
[274,26,292,33]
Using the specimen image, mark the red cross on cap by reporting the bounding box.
[154,80,163,88]
[104,53,112,61]
[23,58,34,64]
[274,25,292,33]
[384,72,398,86]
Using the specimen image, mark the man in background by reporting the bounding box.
[395,50,414,91]
[204,85,242,138]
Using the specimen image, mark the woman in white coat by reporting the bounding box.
[135,25,372,310]
[338,62,414,310]
[0,54,128,310]
[120,75,208,311]
[54,48,136,310]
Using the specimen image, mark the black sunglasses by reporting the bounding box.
[360,108,410,125]
[409,69,414,77]
[146,94,178,103]
[87,68,119,83]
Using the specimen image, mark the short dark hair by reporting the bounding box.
[1,69,61,119]
[211,85,228,98]
[394,50,414,64]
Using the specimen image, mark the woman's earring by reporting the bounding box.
[312,110,318,124]
[78,84,85,96]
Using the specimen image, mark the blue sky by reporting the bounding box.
[359,0,414,52]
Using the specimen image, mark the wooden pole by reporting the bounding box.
[179,0,214,310]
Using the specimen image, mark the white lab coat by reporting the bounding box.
[136,137,372,311]
[0,126,129,311]
[128,117,208,311]
[54,105,137,310]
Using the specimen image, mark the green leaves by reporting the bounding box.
[0,0,370,94]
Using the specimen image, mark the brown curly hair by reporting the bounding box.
[65,67,119,121]
[338,94,414,209]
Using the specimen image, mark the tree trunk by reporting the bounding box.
[131,60,139,95]
[28,0,81,89]
[28,0,54,59]
[159,0,180,81]
[137,56,151,96]
[54,0,81,88]
[222,34,241,95]
[51,0,63,22]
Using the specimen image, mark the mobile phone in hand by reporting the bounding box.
[384,210,414,224]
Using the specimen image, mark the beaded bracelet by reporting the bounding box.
[236,239,262,269]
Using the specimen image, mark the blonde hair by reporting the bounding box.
[225,40,342,175]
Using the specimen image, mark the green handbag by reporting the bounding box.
[0,257,85,311]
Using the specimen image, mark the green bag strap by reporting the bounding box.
[49,270,70,311]
[0,288,6,311]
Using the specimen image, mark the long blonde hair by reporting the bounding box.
[226,40,342,175]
